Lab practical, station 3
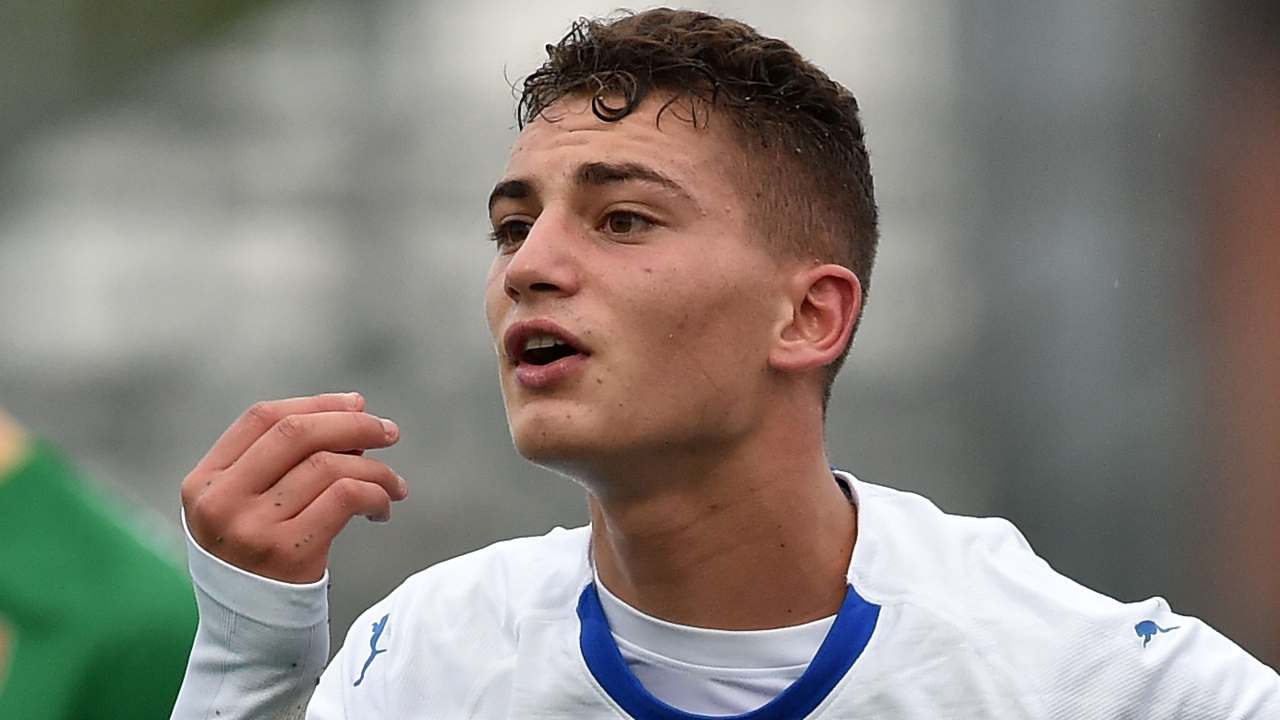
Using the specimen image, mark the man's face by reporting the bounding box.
[485,95,789,477]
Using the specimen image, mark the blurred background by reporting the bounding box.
[1,0,1276,665]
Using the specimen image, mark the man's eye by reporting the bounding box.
[602,211,653,236]
[489,220,531,249]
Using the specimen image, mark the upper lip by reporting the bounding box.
[502,319,590,365]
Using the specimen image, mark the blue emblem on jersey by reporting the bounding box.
[353,613,390,686]
[1135,619,1179,647]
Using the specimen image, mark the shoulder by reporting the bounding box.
[847,478,1280,718]
[344,524,590,654]
[321,525,591,714]
[387,523,591,622]
[848,478,1065,615]
[359,523,591,658]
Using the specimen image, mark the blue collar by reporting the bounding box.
[577,582,880,719]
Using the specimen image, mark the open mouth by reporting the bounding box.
[504,322,591,388]
[504,322,592,372]
[519,334,582,366]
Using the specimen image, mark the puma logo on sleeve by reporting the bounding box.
[1134,619,1180,648]
[354,614,390,687]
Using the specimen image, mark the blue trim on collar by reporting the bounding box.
[577,582,880,720]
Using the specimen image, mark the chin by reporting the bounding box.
[507,403,600,470]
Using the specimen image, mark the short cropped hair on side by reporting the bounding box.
[517,8,880,409]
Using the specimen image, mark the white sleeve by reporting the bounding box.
[951,515,1280,719]
[1043,595,1280,718]
[1120,599,1280,719]
[304,601,395,719]
[170,513,334,720]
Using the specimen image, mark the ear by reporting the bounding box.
[768,264,863,374]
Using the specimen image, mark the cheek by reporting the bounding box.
[629,263,776,380]
[483,261,509,334]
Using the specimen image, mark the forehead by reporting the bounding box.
[502,94,738,188]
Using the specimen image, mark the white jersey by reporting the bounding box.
[171,474,1280,719]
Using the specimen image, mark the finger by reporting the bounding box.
[198,393,366,471]
[287,477,394,544]
[231,411,399,494]
[267,451,407,519]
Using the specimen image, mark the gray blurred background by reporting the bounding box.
[2,1,1277,664]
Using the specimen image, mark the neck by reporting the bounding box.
[585,403,855,630]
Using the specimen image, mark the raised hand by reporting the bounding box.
[180,393,407,583]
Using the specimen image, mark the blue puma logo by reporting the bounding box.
[353,613,390,686]
[1135,619,1179,647]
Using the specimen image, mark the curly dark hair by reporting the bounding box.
[518,8,879,407]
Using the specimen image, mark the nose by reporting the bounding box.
[503,213,581,302]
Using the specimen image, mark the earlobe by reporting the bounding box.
[769,265,862,374]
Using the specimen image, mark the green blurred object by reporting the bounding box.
[0,440,198,719]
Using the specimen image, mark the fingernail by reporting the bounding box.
[396,474,409,498]
[346,392,363,408]
[366,512,390,523]
[380,418,398,439]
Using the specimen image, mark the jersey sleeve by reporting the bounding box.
[1046,596,1280,719]
[985,539,1280,719]
[931,512,1280,719]
[1153,607,1280,718]
[302,532,569,719]
[304,561,510,719]
[305,600,397,719]
[170,512,332,720]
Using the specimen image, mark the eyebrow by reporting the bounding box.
[487,179,532,213]
[575,161,692,201]
[487,161,695,213]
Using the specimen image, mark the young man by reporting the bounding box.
[171,9,1279,719]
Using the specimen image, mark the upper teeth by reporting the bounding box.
[524,334,566,351]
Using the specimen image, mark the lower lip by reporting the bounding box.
[513,353,589,389]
